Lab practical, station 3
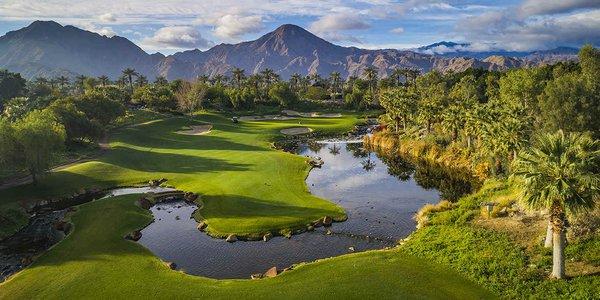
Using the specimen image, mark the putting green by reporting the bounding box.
[0,111,494,298]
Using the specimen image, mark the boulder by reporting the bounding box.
[322,216,333,227]
[263,266,277,278]
[250,273,263,280]
[184,192,199,202]
[197,221,207,231]
[263,233,273,242]
[226,234,237,243]
[307,225,314,231]
[126,230,142,241]
[313,219,323,228]
[348,246,355,252]
[137,197,152,209]
[165,262,177,270]
[326,229,332,235]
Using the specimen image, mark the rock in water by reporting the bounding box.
[263,232,273,242]
[264,267,277,278]
[322,216,333,226]
[165,262,177,270]
[197,221,207,231]
[226,234,237,242]
[136,197,152,209]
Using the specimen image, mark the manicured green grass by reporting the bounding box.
[1,112,366,239]
[0,193,494,299]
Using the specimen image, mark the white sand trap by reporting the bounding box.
[239,115,297,121]
[282,110,342,118]
[176,124,213,135]
[280,127,313,135]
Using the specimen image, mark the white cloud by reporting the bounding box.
[390,27,404,34]
[310,13,370,33]
[98,13,116,23]
[213,15,264,40]
[140,26,212,50]
[459,9,600,51]
[519,0,600,17]
[80,22,116,37]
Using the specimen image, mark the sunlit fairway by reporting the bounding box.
[0,111,494,298]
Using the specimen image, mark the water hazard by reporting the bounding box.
[138,142,473,279]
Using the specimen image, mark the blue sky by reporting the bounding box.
[0,0,598,54]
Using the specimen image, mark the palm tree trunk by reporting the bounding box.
[551,228,565,279]
[544,221,553,248]
[550,201,566,279]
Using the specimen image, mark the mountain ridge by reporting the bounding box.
[0,21,580,80]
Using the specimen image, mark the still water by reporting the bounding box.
[138,142,472,279]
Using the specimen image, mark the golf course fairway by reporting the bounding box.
[0,112,494,299]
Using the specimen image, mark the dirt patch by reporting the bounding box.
[280,127,313,135]
[475,213,546,249]
[176,125,212,135]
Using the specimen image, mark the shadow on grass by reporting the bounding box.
[199,194,343,220]
[100,146,251,174]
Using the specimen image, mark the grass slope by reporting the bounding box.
[0,194,493,299]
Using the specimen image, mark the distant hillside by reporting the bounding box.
[0,21,580,80]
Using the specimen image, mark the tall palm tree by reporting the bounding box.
[75,75,87,89]
[56,76,70,88]
[34,76,49,86]
[329,71,341,101]
[363,67,378,97]
[135,75,148,87]
[231,67,245,89]
[512,130,600,279]
[122,68,138,91]
[290,73,302,94]
[391,68,404,86]
[98,75,110,86]
[211,74,226,86]
[154,76,168,85]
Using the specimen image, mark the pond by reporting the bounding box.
[137,142,475,279]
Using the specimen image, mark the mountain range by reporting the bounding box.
[0,21,579,80]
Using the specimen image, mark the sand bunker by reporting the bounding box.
[282,110,342,118]
[280,127,313,135]
[176,124,213,135]
[238,115,297,121]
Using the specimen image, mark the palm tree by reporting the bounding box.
[135,75,148,87]
[211,74,227,86]
[34,76,49,86]
[98,75,110,86]
[56,76,70,88]
[231,67,245,89]
[512,130,600,279]
[154,76,168,85]
[122,68,138,91]
[329,71,341,100]
[391,68,404,86]
[290,73,302,94]
[75,75,87,89]
[363,67,378,97]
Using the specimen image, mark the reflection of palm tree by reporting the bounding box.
[361,153,376,171]
[307,141,324,153]
[329,144,341,155]
[379,154,414,181]
[345,143,368,158]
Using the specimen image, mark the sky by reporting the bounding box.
[0,0,599,54]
